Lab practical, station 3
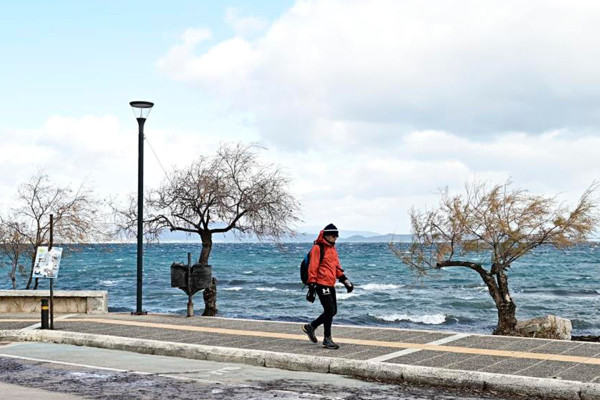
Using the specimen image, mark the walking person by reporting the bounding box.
[303,223,354,349]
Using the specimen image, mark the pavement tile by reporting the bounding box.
[403,332,453,344]
[480,357,545,374]
[338,346,401,360]
[59,323,139,336]
[554,363,600,382]
[237,337,327,353]
[514,360,580,379]
[529,340,585,355]
[0,322,37,330]
[276,325,307,334]
[386,350,444,364]
[391,331,444,342]
[336,327,382,338]
[413,352,477,368]
[562,343,600,357]
[444,355,508,371]
[161,331,208,343]
[452,335,518,349]
[496,338,549,352]
[368,330,415,342]
[449,335,529,350]
[212,337,263,347]
[349,329,391,340]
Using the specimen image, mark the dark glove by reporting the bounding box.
[340,275,354,293]
[306,283,316,303]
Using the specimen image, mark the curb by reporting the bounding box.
[1,329,597,400]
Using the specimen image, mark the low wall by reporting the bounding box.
[0,290,108,314]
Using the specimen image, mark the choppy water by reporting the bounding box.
[2,242,600,335]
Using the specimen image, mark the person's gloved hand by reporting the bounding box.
[306,283,317,303]
[340,275,354,293]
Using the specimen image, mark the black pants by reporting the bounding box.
[310,285,337,338]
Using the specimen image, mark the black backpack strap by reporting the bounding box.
[303,243,326,290]
[318,243,325,265]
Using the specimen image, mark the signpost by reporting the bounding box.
[33,214,62,329]
[32,246,62,279]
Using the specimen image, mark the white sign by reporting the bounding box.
[32,246,63,279]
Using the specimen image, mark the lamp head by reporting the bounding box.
[129,101,154,119]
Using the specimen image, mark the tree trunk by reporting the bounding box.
[10,263,16,290]
[199,231,212,266]
[202,277,218,316]
[494,300,518,335]
[25,256,35,289]
[199,231,217,316]
[475,263,518,335]
[492,267,518,335]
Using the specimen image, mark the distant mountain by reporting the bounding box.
[159,229,411,243]
[341,234,412,243]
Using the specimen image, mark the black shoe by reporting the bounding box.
[302,324,318,343]
[323,336,339,350]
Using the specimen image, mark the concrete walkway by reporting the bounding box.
[2,313,600,399]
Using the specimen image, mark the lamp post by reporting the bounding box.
[130,100,154,315]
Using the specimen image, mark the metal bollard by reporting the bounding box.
[41,299,49,329]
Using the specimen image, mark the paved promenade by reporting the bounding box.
[2,313,600,399]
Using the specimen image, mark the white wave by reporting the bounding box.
[471,285,487,293]
[224,287,243,291]
[453,294,476,300]
[256,287,279,292]
[114,258,124,262]
[367,263,376,267]
[337,292,360,300]
[372,313,446,325]
[99,280,119,287]
[243,271,253,275]
[361,283,403,292]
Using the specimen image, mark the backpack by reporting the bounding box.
[300,243,325,285]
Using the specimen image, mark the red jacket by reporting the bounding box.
[307,230,344,287]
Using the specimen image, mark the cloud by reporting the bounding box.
[0,115,227,210]
[265,128,600,231]
[156,28,212,80]
[1,115,598,233]
[225,7,268,37]
[154,0,600,232]
[158,0,600,150]
[4,1,600,235]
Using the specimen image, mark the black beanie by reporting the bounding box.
[323,223,339,237]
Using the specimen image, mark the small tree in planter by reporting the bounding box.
[391,180,598,335]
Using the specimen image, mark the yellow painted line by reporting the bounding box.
[59,318,600,365]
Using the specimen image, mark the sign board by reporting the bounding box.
[32,246,63,279]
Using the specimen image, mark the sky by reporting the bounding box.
[1,0,600,235]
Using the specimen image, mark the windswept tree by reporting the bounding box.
[115,143,300,316]
[391,180,598,336]
[0,171,107,289]
[0,222,27,289]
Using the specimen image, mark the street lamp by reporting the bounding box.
[130,100,154,315]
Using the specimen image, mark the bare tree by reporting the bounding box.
[0,221,28,289]
[115,143,300,316]
[391,180,599,335]
[1,171,107,289]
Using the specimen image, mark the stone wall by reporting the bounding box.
[0,290,108,314]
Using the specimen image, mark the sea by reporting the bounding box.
[2,242,600,335]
